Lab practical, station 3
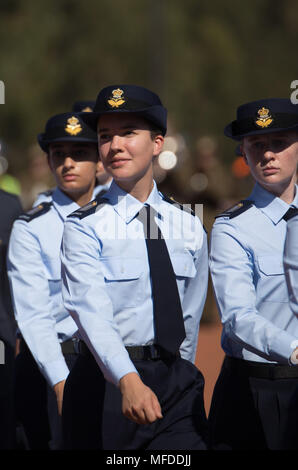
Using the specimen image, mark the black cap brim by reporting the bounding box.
[80,106,167,136]
[38,133,98,152]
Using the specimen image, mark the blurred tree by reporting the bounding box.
[0,0,297,188]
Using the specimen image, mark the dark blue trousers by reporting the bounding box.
[14,347,77,450]
[62,353,208,450]
[208,356,298,450]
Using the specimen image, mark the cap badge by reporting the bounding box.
[107,88,125,108]
[81,106,93,112]
[255,107,273,128]
[65,116,82,136]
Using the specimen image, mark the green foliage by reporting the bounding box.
[0,0,298,174]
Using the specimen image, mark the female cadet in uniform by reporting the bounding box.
[60,84,209,450]
[209,98,298,450]
[7,112,100,449]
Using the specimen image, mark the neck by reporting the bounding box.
[260,175,297,204]
[115,170,154,203]
[62,182,95,207]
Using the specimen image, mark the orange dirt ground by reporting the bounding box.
[195,321,224,416]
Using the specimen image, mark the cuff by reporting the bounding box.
[41,358,70,387]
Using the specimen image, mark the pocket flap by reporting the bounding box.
[258,255,284,275]
[171,253,196,278]
[101,257,143,280]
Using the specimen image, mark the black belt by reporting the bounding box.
[224,356,298,380]
[78,341,179,361]
[60,339,79,355]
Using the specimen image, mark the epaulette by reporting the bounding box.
[284,207,298,221]
[215,200,254,219]
[161,194,196,216]
[68,196,108,220]
[18,202,52,222]
[38,189,54,197]
[161,193,207,233]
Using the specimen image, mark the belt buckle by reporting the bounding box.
[148,344,159,360]
[72,338,80,354]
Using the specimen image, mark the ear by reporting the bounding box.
[153,134,164,157]
[46,153,53,171]
[240,143,248,164]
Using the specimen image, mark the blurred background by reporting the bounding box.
[1,0,298,328]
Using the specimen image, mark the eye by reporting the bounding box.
[251,141,264,150]
[52,150,64,158]
[99,134,110,142]
[72,149,86,157]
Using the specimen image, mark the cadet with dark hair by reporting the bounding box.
[0,189,22,449]
[61,84,209,450]
[209,98,298,450]
[7,112,100,449]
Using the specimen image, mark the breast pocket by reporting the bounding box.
[257,255,284,276]
[100,257,143,310]
[171,253,197,299]
[257,255,287,302]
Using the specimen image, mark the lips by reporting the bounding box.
[110,158,131,168]
[263,167,279,175]
[63,174,78,181]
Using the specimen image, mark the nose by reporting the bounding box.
[263,147,275,161]
[63,155,75,168]
[110,134,124,152]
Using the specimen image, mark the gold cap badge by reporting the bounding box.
[65,116,82,136]
[255,107,273,128]
[107,88,125,108]
[81,106,93,112]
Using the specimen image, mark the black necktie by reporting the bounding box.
[283,207,298,221]
[138,205,186,354]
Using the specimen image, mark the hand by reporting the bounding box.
[119,372,163,425]
[53,379,66,416]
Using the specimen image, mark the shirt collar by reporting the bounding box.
[52,186,98,221]
[103,180,162,223]
[248,182,298,224]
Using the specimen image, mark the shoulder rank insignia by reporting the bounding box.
[162,194,207,233]
[68,196,108,220]
[283,207,298,221]
[65,116,82,136]
[38,189,54,197]
[215,200,254,219]
[162,194,195,216]
[18,202,52,222]
[255,107,273,128]
[107,88,125,108]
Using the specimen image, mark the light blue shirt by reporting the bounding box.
[33,181,112,206]
[7,187,99,387]
[209,183,298,364]
[61,181,208,386]
[284,214,298,317]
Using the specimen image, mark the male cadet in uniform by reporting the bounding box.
[208,98,298,450]
[61,84,209,450]
[7,111,100,449]
[0,189,22,449]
